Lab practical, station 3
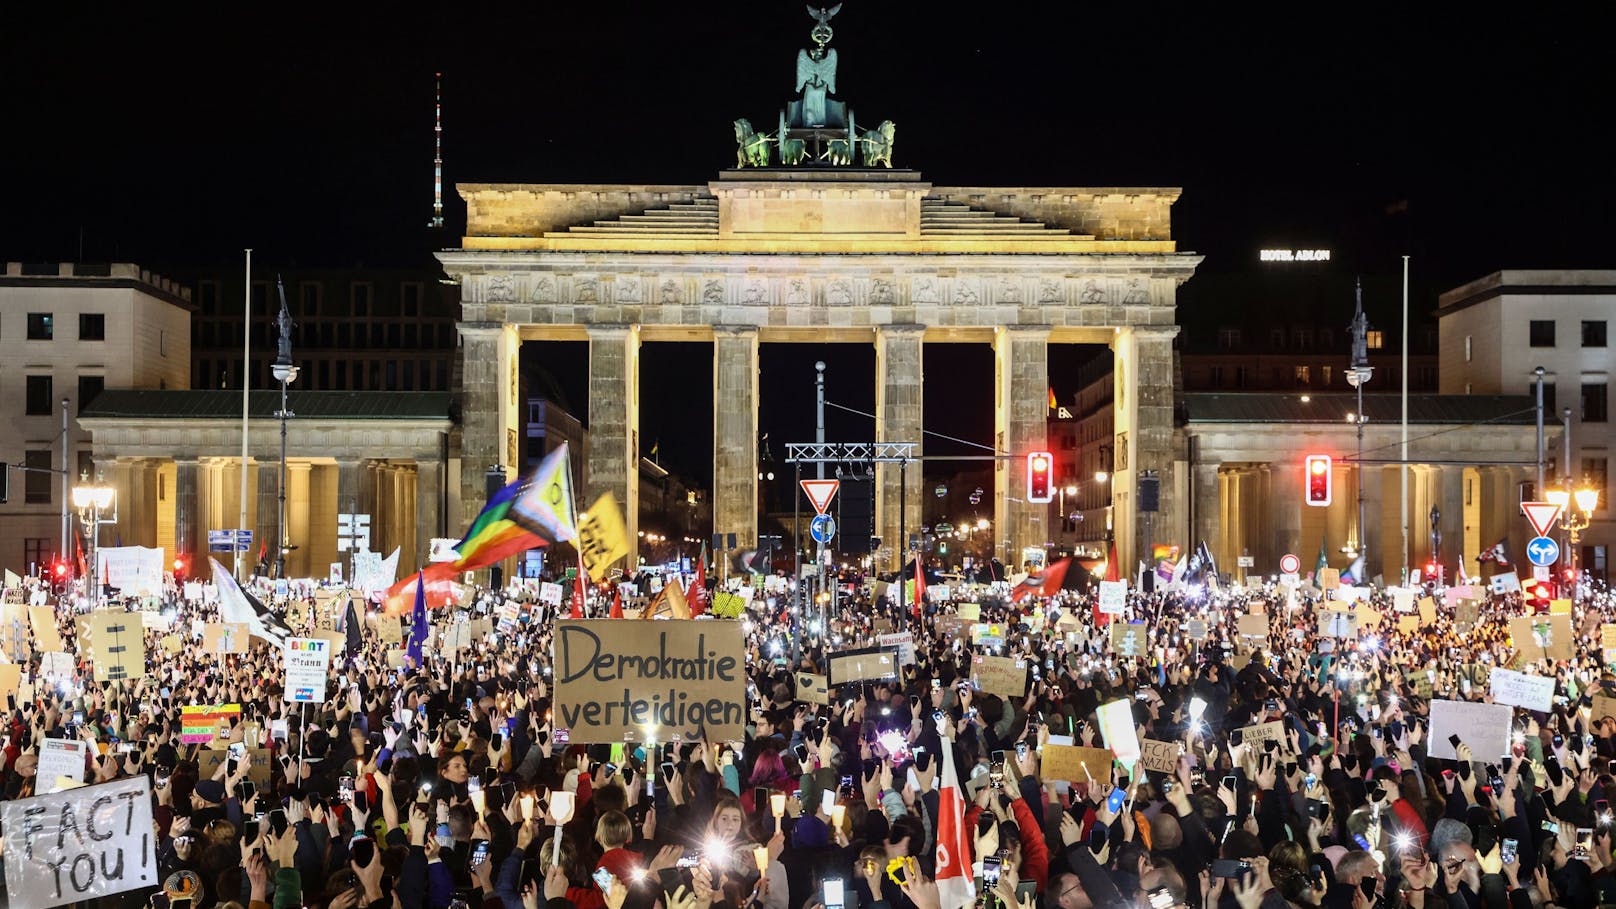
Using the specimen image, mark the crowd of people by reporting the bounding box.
[3,566,1616,909]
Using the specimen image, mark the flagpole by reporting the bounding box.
[1400,255,1409,585]
[237,248,252,582]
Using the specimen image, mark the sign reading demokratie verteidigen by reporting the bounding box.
[553,620,746,743]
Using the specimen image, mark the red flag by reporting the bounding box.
[570,551,587,619]
[610,584,624,619]
[381,563,458,616]
[688,557,708,617]
[913,558,926,619]
[1009,558,1072,603]
[259,539,268,564]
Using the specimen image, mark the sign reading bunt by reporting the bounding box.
[0,775,158,908]
[553,620,746,743]
[283,638,332,703]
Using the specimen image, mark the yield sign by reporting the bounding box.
[800,479,840,515]
[1520,501,1562,538]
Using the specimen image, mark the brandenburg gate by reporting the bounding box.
[439,172,1198,571]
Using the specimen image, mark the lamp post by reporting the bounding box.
[1429,504,1441,583]
[1346,280,1374,574]
[1546,481,1600,593]
[71,476,115,609]
[271,279,299,580]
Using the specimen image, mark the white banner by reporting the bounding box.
[97,547,164,596]
[283,637,332,703]
[1097,697,1142,766]
[40,651,75,683]
[1427,699,1513,761]
[877,631,917,666]
[1,775,157,908]
[538,582,564,606]
[1489,668,1555,712]
[38,738,88,792]
[1098,581,1127,615]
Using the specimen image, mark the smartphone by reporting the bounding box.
[1106,787,1127,814]
[1576,828,1594,859]
[338,776,354,803]
[1554,734,1565,749]
[592,867,613,891]
[661,761,676,782]
[1210,858,1253,879]
[931,678,941,690]
[243,819,260,842]
[352,838,376,869]
[1448,734,1462,749]
[1147,888,1176,909]
[269,809,288,838]
[1222,775,1237,792]
[354,790,369,813]
[823,879,845,909]
[491,733,504,751]
[982,856,1003,888]
[171,899,192,909]
[1499,837,1517,865]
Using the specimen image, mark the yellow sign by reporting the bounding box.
[577,492,631,581]
[1550,599,1573,615]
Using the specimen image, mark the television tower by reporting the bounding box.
[429,72,444,229]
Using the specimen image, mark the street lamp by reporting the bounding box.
[271,279,299,580]
[1546,481,1600,588]
[71,476,115,608]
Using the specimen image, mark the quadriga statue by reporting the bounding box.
[859,120,895,168]
[733,119,773,167]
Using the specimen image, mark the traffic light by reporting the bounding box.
[172,556,188,581]
[1305,455,1332,506]
[1530,579,1555,611]
[1026,451,1053,503]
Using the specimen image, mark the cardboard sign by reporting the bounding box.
[1509,615,1573,661]
[1138,739,1180,774]
[827,647,899,686]
[577,492,631,581]
[181,704,242,744]
[0,604,30,660]
[1109,622,1146,658]
[1319,610,1359,639]
[88,611,145,682]
[1427,699,1512,761]
[195,747,272,786]
[971,623,1006,648]
[795,672,829,705]
[1235,720,1291,753]
[376,615,403,645]
[29,606,63,653]
[1454,599,1480,631]
[552,619,746,742]
[956,603,981,621]
[877,632,917,666]
[1096,698,1141,765]
[283,638,332,703]
[1397,615,1418,633]
[1417,598,1438,625]
[1317,568,1340,590]
[1602,626,1616,652]
[1488,668,1555,712]
[37,739,88,792]
[1236,614,1269,641]
[1,776,157,906]
[1097,581,1127,615]
[202,622,251,654]
[1592,694,1616,724]
[971,655,1028,698]
[1549,598,1572,615]
[1040,744,1116,783]
[0,664,20,700]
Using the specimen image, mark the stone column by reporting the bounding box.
[174,458,201,578]
[1192,460,1221,566]
[712,325,758,552]
[588,325,642,564]
[875,325,924,570]
[458,322,520,527]
[1111,326,1179,571]
[994,325,1051,568]
[336,459,371,573]
[1273,458,1303,564]
[257,462,278,576]
[416,458,444,573]
[287,462,312,580]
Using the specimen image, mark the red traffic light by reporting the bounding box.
[1026,451,1054,503]
[1305,455,1333,506]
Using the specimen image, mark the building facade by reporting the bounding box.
[0,262,192,575]
[1437,270,1612,579]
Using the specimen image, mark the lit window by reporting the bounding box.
[1366,330,1383,350]
[1294,366,1311,385]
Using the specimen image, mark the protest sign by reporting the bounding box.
[29,606,63,652]
[1508,615,1573,661]
[88,611,144,682]
[538,582,564,606]
[1317,568,1340,589]
[1097,581,1127,615]
[1097,698,1141,765]
[577,492,631,580]
[376,615,403,645]
[826,646,898,686]
[1184,619,1209,642]
[1109,622,1146,658]
[1593,694,1616,724]
[0,604,29,660]
[935,615,970,639]
[795,672,829,704]
[1236,614,1269,641]
[1235,720,1291,753]
[1318,610,1358,639]
[956,603,981,621]
[1602,626,1616,652]
[139,611,171,630]
[37,739,87,792]
[1392,589,1415,613]
[1427,699,1512,760]
[39,652,74,684]
[1397,615,1418,633]
[202,622,251,654]
[877,632,917,666]
[195,748,272,786]
[1455,599,1480,631]
[181,704,242,744]
[98,546,164,595]
[1418,598,1438,625]
[971,655,1027,698]
[283,638,332,703]
[1490,571,1522,594]
[0,775,157,907]
[553,620,746,742]
[0,664,19,700]
[1138,739,1180,774]
[1488,668,1555,712]
[1040,744,1116,783]
[971,623,1005,648]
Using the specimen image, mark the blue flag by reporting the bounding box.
[407,571,428,666]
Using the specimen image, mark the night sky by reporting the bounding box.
[5,3,1612,486]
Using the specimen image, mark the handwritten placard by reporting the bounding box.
[1109,622,1146,657]
[1138,739,1180,774]
[1235,720,1291,753]
[795,672,828,705]
[1040,744,1116,783]
[971,655,1028,698]
[1489,668,1555,712]
[1427,699,1512,760]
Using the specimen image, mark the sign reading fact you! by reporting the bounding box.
[1,776,157,908]
[553,620,745,743]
